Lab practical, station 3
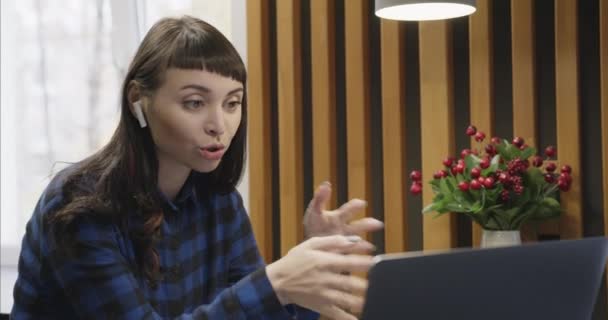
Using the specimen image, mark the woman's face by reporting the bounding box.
[144,68,243,173]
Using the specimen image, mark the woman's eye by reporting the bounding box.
[226,101,242,111]
[184,100,204,109]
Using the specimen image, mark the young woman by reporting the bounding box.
[11,16,382,320]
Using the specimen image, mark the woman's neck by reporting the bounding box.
[156,153,191,201]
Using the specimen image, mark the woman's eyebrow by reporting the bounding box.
[180,84,210,92]
[227,88,244,96]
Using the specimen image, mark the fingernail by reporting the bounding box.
[322,181,332,187]
[346,235,362,243]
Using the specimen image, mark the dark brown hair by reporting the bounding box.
[48,16,247,287]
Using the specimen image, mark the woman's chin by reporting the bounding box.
[192,160,221,173]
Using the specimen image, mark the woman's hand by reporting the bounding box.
[266,235,376,320]
[303,182,384,239]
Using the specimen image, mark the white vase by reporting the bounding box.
[481,230,522,248]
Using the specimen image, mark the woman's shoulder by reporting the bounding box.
[30,162,100,224]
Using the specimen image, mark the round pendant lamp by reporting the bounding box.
[375,0,477,21]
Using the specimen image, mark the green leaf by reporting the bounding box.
[446,203,468,212]
[465,155,478,173]
[422,203,436,213]
[439,177,452,195]
[520,147,537,160]
[470,201,482,213]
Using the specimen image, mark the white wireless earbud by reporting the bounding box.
[133,100,148,128]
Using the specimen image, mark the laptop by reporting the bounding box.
[361,237,608,320]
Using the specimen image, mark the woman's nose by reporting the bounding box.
[204,106,225,137]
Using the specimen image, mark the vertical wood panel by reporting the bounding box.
[555,0,582,239]
[310,0,337,207]
[344,0,372,236]
[511,0,537,146]
[419,21,457,250]
[246,0,273,262]
[276,0,303,254]
[600,0,608,303]
[381,20,407,253]
[468,0,493,247]
[511,0,553,238]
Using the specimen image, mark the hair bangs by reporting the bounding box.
[166,27,246,84]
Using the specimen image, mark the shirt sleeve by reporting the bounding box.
[227,192,320,320]
[45,216,298,320]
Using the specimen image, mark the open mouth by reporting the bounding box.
[200,145,225,160]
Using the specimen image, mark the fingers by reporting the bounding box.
[321,305,359,320]
[303,235,363,250]
[310,181,332,213]
[322,289,365,317]
[344,217,384,235]
[324,272,368,296]
[316,251,376,273]
[336,198,367,221]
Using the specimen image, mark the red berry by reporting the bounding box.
[410,170,422,181]
[485,144,497,156]
[519,144,528,150]
[559,172,572,183]
[483,177,495,189]
[461,149,472,159]
[455,164,465,174]
[458,181,470,192]
[512,137,525,148]
[480,157,490,169]
[410,183,422,195]
[545,163,557,172]
[471,167,481,179]
[498,172,510,183]
[466,125,477,136]
[442,157,455,167]
[545,146,556,158]
[558,179,570,192]
[470,180,482,190]
[532,156,543,167]
[561,165,572,174]
[491,137,502,145]
[451,166,458,176]
[544,173,555,183]
[474,131,486,142]
[434,170,448,179]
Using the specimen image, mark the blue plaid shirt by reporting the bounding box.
[11,170,318,319]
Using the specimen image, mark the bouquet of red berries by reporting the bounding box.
[409,125,573,231]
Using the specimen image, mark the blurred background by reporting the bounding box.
[0,0,247,312]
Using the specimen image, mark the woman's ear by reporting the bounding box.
[132,100,148,128]
[127,80,148,128]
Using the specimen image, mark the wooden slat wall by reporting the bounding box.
[468,0,493,247]
[310,0,337,207]
[276,0,304,255]
[344,0,373,238]
[419,21,457,250]
[380,19,408,253]
[246,0,273,262]
[511,0,537,148]
[554,0,583,239]
[511,0,557,238]
[246,1,606,315]
[600,0,608,307]
[246,0,602,251]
